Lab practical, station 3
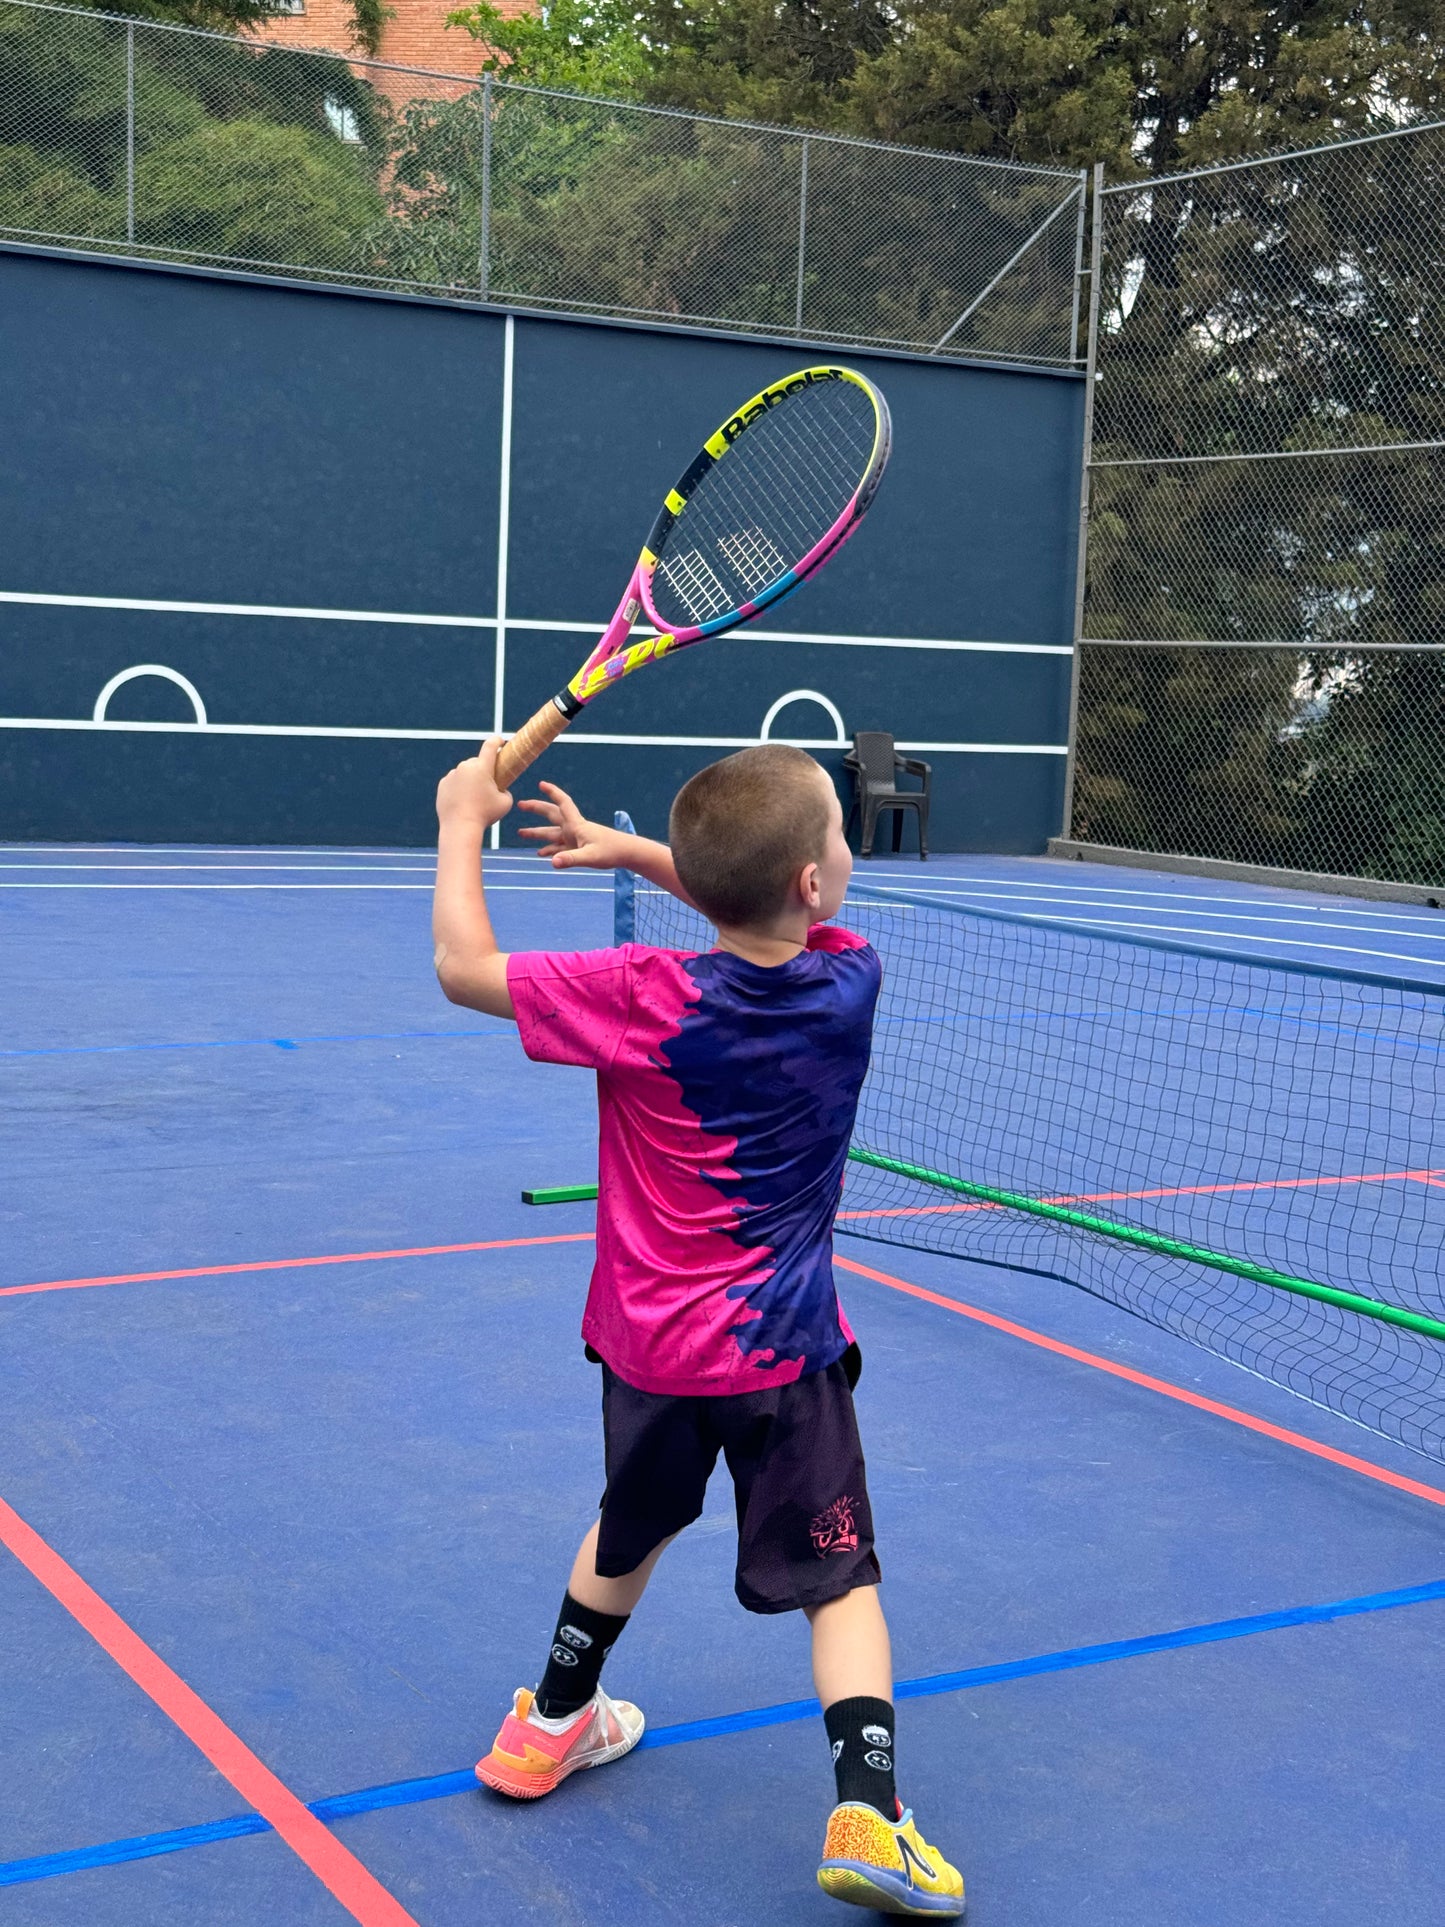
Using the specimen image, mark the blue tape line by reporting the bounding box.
[5,1576,1444,1888]
[8,1580,1445,1896]
[0,1027,510,1060]
[7,1575,1445,1887]
[0,1814,271,1885]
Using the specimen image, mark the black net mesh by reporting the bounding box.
[649,376,880,629]
[629,876,1445,1462]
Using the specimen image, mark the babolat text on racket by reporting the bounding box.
[494,364,891,788]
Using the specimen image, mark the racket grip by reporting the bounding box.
[495,696,574,790]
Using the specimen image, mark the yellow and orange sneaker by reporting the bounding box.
[475,1686,645,1800]
[817,1801,965,1916]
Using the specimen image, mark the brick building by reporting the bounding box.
[253,0,530,101]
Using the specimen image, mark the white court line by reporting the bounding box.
[864,899,1445,973]
[855,869,1445,918]
[852,886,1445,945]
[0,882,609,893]
[0,843,440,856]
[0,590,1068,655]
[0,862,593,879]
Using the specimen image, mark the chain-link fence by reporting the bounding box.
[0,0,1087,365]
[1073,124,1445,887]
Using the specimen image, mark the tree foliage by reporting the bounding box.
[0,3,382,261]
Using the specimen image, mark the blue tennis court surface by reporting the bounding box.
[3,843,1444,1925]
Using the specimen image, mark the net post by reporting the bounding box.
[795,137,809,333]
[1061,160,1104,840]
[613,810,636,942]
[479,69,493,299]
[125,22,135,244]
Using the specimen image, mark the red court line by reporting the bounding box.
[14,1229,1445,1511]
[0,1494,421,1926]
[0,1232,597,1299]
[835,1252,1445,1509]
[840,1165,1445,1222]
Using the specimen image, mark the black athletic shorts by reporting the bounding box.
[593,1343,881,1615]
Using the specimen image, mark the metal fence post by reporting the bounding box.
[1069,170,1087,361]
[479,69,493,299]
[795,137,809,333]
[125,22,135,243]
[1060,160,1105,842]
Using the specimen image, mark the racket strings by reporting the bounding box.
[651,380,877,629]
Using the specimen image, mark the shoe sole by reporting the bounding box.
[818,1861,965,1917]
[475,1718,645,1800]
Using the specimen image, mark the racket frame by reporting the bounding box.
[494,365,890,788]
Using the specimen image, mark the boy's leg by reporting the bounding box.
[475,1523,675,1800]
[720,1357,964,1914]
[807,1585,897,1818]
[810,1587,964,1914]
[533,1522,676,1718]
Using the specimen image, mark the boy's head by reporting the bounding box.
[669,745,852,931]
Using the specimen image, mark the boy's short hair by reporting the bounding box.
[669,744,832,928]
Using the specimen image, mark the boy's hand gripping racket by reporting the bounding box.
[494,365,891,789]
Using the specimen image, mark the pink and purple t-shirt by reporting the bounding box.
[506,926,881,1397]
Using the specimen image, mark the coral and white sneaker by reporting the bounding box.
[475,1686,645,1799]
[817,1801,966,1916]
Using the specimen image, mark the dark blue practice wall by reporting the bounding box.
[0,243,1083,849]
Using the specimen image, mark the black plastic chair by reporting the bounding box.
[843,732,931,858]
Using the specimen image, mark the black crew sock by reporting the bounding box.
[824,1696,898,1820]
[533,1592,630,1719]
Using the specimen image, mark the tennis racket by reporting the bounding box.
[494,364,891,789]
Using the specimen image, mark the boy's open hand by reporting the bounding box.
[436,739,514,832]
[518,782,630,870]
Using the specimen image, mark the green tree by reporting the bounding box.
[448,0,658,94]
[1,2,385,265]
[96,0,391,58]
[138,117,381,265]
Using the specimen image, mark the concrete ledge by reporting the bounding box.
[1046,839,1445,909]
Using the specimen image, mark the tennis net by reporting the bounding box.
[621,872,1445,1463]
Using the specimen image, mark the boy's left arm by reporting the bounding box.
[432,739,516,1019]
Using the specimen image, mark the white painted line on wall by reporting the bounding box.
[0,590,1069,655]
[490,315,516,853]
[0,590,499,628]
[0,717,1066,753]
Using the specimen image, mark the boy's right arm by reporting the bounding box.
[518,782,699,911]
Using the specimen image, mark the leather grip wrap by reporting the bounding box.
[495,696,573,790]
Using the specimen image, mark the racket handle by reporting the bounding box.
[495,696,574,790]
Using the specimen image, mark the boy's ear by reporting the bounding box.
[799,860,823,909]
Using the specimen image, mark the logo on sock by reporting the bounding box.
[831,1737,845,1764]
[550,1644,579,1666]
[809,1495,859,1558]
[862,1725,891,1747]
[864,1749,893,1772]
[558,1624,593,1650]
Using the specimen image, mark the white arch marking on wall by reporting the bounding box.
[93,664,208,727]
[759,689,847,745]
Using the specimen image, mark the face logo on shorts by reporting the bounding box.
[831,1737,845,1764]
[809,1495,859,1558]
[558,1624,593,1650]
[864,1749,893,1772]
[862,1725,891,1748]
[550,1644,579,1666]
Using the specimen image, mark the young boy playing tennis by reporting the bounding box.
[432,738,964,1917]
